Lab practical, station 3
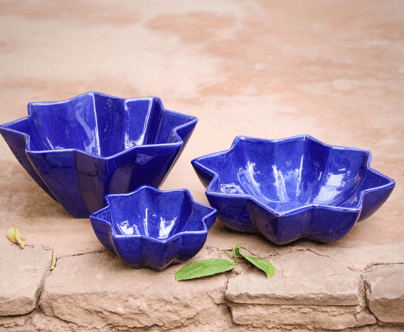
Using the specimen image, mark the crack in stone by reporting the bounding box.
[358,275,367,307]
[58,248,109,260]
[362,261,404,272]
[32,249,109,318]
[34,271,49,311]
[306,248,348,264]
[263,249,297,259]
[24,244,54,251]
[222,263,239,325]
[353,273,379,327]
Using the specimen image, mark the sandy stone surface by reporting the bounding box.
[39,248,231,331]
[0,243,52,316]
[0,0,403,266]
[0,0,403,330]
[365,264,404,323]
[226,250,361,306]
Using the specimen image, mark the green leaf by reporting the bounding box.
[235,247,275,279]
[176,258,237,281]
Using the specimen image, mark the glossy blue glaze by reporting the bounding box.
[192,135,395,245]
[90,186,217,270]
[0,92,198,217]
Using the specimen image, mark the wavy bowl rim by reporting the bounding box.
[90,185,217,246]
[192,134,396,218]
[0,91,198,160]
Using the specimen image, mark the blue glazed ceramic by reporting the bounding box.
[192,135,395,245]
[90,186,217,270]
[0,92,197,218]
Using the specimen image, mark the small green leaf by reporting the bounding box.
[235,247,275,279]
[176,258,237,281]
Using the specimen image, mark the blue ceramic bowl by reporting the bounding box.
[90,185,217,270]
[0,92,197,217]
[192,135,395,245]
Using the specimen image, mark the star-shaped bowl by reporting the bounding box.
[89,185,217,270]
[191,135,395,245]
[0,92,197,217]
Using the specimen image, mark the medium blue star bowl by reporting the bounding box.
[89,185,217,270]
[0,92,197,217]
[192,135,395,245]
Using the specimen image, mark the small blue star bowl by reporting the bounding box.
[89,186,217,270]
[0,92,197,217]
[192,135,395,245]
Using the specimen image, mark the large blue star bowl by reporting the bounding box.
[90,186,217,270]
[0,92,198,217]
[192,135,395,245]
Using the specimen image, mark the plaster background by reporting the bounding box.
[0,0,403,268]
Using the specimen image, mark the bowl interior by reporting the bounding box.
[15,94,168,157]
[211,137,388,212]
[109,189,207,239]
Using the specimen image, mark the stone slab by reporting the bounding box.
[0,310,390,332]
[0,243,52,316]
[39,248,232,331]
[226,250,361,306]
[365,264,404,323]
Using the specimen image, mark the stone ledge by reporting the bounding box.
[0,243,52,316]
[224,250,375,330]
[1,310,403,332]
[365,264,404,324]
[228,304,377,330]
[1,247,404,331]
